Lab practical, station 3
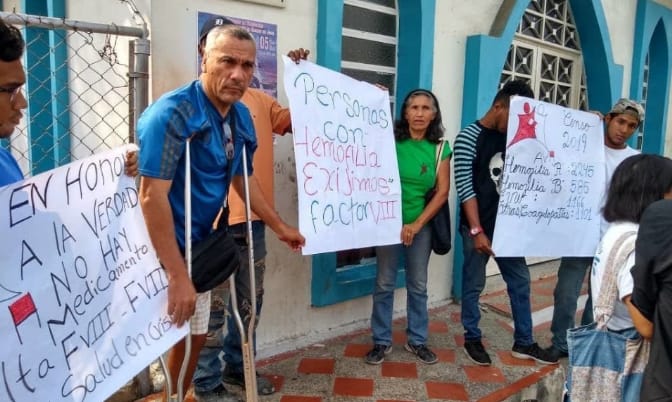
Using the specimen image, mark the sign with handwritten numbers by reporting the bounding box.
[492,96,605,257]
[0,145,188,402]
[282,57,402,255]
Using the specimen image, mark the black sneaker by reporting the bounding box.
[512,342,559,365]
[463,340,492,366]
[364,344,392,365]
[545,345,569,361]
[404,343,438,364]
[222,366,276,395]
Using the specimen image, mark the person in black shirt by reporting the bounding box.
[453,80,557,366]
[631,197,672,401]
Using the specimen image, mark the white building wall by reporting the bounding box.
[602,0,638,95]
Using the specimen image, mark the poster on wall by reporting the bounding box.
[283,57,402,255]
[198,11,278,97]
[0,145,188,402]
[492,96,605,257]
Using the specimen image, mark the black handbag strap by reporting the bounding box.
[186,112,237,232]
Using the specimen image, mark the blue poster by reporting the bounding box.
[198,11,279,98]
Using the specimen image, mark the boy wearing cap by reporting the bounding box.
[455,80,559,367]
[547,98,644,360]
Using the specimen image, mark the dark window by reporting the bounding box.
[341,36,396,67]
[343,4,396,36]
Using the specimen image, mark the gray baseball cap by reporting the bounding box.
[608,98,645,125]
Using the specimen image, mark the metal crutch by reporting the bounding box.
[162,138,194,402]
[228,142,259,401]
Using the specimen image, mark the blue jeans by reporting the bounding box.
[550,256,593,352]
[371,225,431,346]
[193,221,266,393]
[460,226,533,346]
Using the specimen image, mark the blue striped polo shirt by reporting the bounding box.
[138,80,256,250]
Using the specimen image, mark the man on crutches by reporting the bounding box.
[137,23,304,402]
[193,16,310,400]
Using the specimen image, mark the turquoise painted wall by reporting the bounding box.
[629,0,671,154]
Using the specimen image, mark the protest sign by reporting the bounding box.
[283,57,402,255]
[492,96,605,257]
[0,145,188,402]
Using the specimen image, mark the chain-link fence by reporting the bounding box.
[0,11,149,178]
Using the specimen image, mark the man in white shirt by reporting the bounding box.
[547,98,645,360]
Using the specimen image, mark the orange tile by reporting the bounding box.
[392,330,407,344]
[535,300,556,309]
[280,396,323,402]
[478,365,558,402]
[496,351,536,366]
[381,361,418,378]
[462,365,507,383]
[450,311,461,323]
[487,302,511,315]
[531,299,554,311]
[377,400,415,402]
[533,320,552,332]
[344,343,373,358]
[480,288,508,300]
[533,284,555,296]
[496,319,515,334]
[426,381,469,400]
[333,377,374,397]
[267,374,286,392]
[454,334,465,347]
[428,320,449,333]
[297,358,335,374]
[434,348,456,363]
[135,392,162,402]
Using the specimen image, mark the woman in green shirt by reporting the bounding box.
[365,89,452,365]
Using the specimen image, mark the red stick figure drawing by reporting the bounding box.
[507,101,555,157]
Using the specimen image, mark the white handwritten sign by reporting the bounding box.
[283,57,402,255]
[492,97,605,257]
[0,145,188,402]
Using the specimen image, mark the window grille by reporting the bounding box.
[336,0,397,269]
[341,0,397,108]
[500,0,588,110]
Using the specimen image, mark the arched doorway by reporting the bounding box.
[454,0,620,299]
[638,20,669,154]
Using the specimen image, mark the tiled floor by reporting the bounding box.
[137,267,583,401]
[242,272,576,402]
